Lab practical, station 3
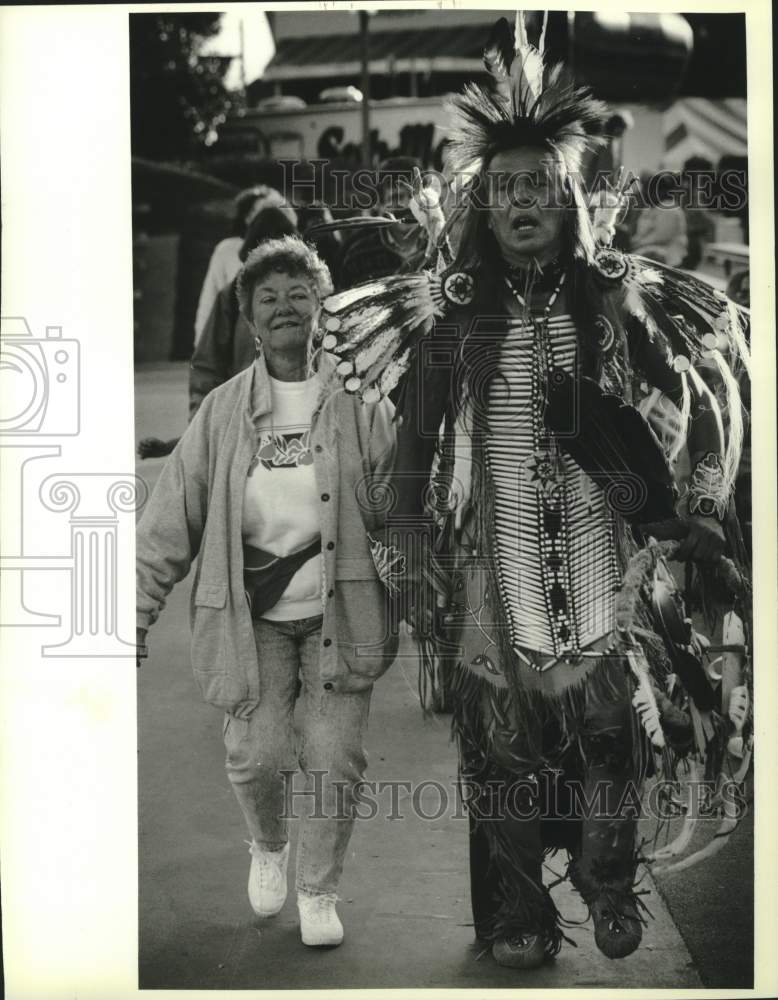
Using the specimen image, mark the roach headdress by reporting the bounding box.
[445,13,609,180]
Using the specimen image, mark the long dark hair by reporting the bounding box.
[449,157,629,423]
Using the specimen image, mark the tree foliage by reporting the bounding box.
[130,13,234,161]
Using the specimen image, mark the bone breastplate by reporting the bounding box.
[485,315,618,666]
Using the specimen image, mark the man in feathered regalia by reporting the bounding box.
[318,13,751,970]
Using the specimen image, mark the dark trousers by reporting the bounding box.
[458,660,642,941]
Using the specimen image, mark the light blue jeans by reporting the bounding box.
[223,614,371,895]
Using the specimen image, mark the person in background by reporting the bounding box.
[680,156,717,271]
[584,110,635,195]
[136,237,397,950]
[716,154,749,244]
[137,207,298,460]
[194,186,297,346]
[631,171,688,266]
[338,156,429,286]
[296,201,343,288]
[189,206,298,419]
[726,269,750,308]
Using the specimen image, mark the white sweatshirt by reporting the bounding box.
[241,374,323,620]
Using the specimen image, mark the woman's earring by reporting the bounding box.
[254,336,262,355]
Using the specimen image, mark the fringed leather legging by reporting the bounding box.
[453,656,645,948]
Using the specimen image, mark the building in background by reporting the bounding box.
[214,9,746,178]
[133,10,749,362]
[259,8,492,102]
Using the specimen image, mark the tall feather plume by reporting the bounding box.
[511,10,547,112]
[482,16,515,105]
[446,14,608,181]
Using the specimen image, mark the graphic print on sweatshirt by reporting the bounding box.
[248,427,313,473]
[241,374,322,619]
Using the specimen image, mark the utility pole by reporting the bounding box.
[239,17,247,94]
[360,10,371,168]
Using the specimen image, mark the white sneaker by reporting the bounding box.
[297,891,344,947]
[247,840,289,917]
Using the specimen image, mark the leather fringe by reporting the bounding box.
[448,654,651,948]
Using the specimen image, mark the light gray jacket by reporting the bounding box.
[136,352,398,716]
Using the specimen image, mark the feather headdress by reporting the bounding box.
[446,13,609,180]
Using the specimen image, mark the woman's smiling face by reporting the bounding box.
[250,270,319,357]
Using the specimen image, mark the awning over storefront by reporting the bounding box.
[261,12,695,103]
[263,26,484,81]
[662,99,748,168]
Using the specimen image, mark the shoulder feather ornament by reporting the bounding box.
[593,177,749,492]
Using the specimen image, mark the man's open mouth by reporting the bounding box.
[511,216,538,233]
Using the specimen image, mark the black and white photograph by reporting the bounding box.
[1,3,776,998]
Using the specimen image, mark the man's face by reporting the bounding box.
[378,173,426,259]
[486,148,567,266]
[379,175,413,218]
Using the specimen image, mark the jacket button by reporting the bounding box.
[323,682,334,691]
[323,638,332,647]
[321,493,330,502]
[314,444,323,453]
[328,588,334,598]
[326,541,335,550]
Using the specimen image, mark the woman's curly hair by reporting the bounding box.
[237,235,333,321]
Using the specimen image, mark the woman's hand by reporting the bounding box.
[137,437,179,459]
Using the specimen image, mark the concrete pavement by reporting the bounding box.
[137,604,700,989]
[135,363,706,990]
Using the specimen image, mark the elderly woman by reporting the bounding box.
[189,205,299,420]
[136,236,397,949]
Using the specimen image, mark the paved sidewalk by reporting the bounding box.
[138,604,700,989]
[136,363,703,990]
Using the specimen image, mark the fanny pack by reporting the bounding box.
[243,538,322,620]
